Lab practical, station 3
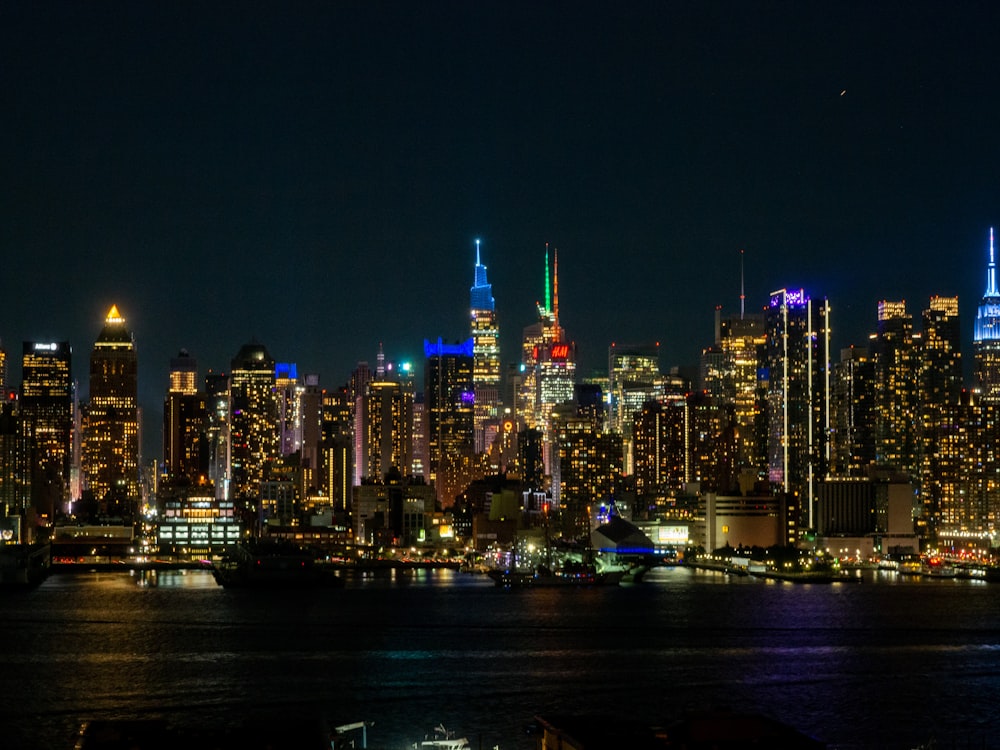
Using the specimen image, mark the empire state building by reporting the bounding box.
[974,228,1000,401]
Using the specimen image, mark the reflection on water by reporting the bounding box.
[2,567,999,749]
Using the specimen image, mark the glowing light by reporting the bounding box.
[105,304,124,324]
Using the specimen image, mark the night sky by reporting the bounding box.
[4,2,1000,457]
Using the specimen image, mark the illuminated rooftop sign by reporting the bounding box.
[424,337,474,358]
[769,288,808,308]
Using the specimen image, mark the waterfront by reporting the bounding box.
[2,567,999,749]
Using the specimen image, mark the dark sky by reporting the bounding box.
[3,2,1000,455]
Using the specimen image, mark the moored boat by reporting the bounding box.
[212,539,344,588]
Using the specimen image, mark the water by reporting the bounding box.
[2,566,999,749]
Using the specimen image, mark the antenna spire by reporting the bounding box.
[544,243,551,314]
[740,248,746,320]
[988,227,999,297]
[475,238,481,267]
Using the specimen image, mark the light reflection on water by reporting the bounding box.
[2,567,999,750]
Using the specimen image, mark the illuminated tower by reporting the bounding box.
[163,350,207,484]
[229,341,278,500]
[424,337,475,506]
[0,339,7,396]
[470,239,501,453]
[82,305,140,508]
[519,246,577,476]
[974,228,1000,401]
[20,341,73,523]
[764,289,831,529]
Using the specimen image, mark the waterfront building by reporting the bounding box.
[163,350,207,484]
[81,305,140,512]
[0,395,29,535]
[816,477,919,557]
[424,337,475,506]
[156,485,240,556]
[695,491,799,551]
[764,289,831,530]
[352,474,436,546]
[974,228,1000,402]
[470,239,502,454]
[229,341,279,501]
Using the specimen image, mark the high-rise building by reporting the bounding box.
[829,346,876,477]
[470,239,501,453]
[974,228,1000,402]
[82,305,140,508]
[163,350,207,485]
[275,362,307,458]
[229,341,278,500]
[204,371,231,499]
[0,339,7,397]
[320,384,353,514]
[354,380,414,485]
[701,308,767,482]
[608,342,661,474]
[20,341,74,523]
[871,300,920,480]
[424,337,475,506]
[518,245,563,432]
[764,289,831,528]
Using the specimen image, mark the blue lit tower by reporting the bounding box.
[470,239,501,453]
[974,228,1000,402]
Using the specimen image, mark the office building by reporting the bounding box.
[470,239,502,453]
[20,341,74,523]
[424,337,475,505]
[974,228,1000,402]
[81,305,140,510]
[229,341,278,500]
[163,350,207,484]
[764,289,831,529]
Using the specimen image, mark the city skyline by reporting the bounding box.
[4,3,1000,436]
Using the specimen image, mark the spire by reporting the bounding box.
[470,238,494,311]
[553,246,560,338]
[988,227,999,298]
[740,248,746,320]
[106,304,124,324]
[544,243,551,315]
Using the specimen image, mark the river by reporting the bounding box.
[1,566,998,749]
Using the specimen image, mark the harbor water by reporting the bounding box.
[2,566,999,749]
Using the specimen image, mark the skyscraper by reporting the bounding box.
[519,246,577,476]
[82,305,140,508]
[470,239,501,453]
[871,300,920,479]
[229,341,278,500]
[764,289,831,528]
[163,350,207,485]
[974,228,1000,401]
[20,341,73,526]
[354,379,413,485]
[424,337,475,506]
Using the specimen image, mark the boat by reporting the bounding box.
[488,560,624,587]
[415,724,471,750]
[212,539,344,588]
[0,542,50,587]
